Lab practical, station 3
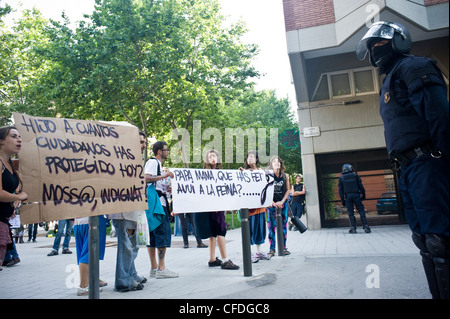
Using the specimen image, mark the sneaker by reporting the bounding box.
[77,286,102,296]
[150,269,157,277]
[349,228,357,234]
[4,257,20,267]
[363,226,371,233]
[257,252,271,260]
[197,243,208,248]
[116,283,144,292]
[208,257,222,267]
[221,259,240,270]
[135,283,144,290]
[156,268,179,279]
[47,250,58,256]
[62,248,72,254]
[251,254,260,263]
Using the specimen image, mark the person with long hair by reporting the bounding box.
[193,149,239,270]
[0,126,28,271]
[289,174,306,231]
[242,151,270,263]
[266,156,291,257]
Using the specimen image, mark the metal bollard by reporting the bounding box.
[88,215,100,299]
[276,207,284,256]
[239,208,252,277]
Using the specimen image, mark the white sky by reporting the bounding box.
[4,0,297,114]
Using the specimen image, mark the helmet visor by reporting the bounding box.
[356,22,397,60]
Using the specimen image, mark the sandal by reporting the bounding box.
[267,250,275,258]
[284,249,291,255]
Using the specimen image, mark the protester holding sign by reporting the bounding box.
[144,141,178,279]
[266,156,291,257]
[193,149,239,270]
[109,131,148,292]
[73,215,107,296]
[0,126,28,271]
[241,151,270,263]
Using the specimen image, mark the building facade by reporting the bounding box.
[282,0,449,229]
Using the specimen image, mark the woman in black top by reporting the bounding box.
[0,126,28,270]
[266,156,290,257]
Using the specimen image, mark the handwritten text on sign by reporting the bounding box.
[13,112,147,224]
[171,168,274,213]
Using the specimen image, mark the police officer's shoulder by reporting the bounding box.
[397,55,445,93]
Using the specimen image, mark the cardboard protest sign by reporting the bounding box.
[12,112,147,224]
[171,168,274,213]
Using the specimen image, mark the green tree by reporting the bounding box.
[223,89,301,174]
[0,6,54,125]
[166,89,301,173]
[39,0,259,156]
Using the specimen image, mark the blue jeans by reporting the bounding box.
[290,201,304,218]
[52,219,73,251]
[267,205,288,251]
[4,240,19,261]
[112,219,143,289]
[27,223,38,241]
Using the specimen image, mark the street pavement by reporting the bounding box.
[0,222,434,304]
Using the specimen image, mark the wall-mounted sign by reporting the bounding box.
[303,127,320,137]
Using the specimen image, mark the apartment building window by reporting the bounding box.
[312,67,378,102]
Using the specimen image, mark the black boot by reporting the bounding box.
[433,256,449,299]
[426,234,449,299]
[419,250,441,299]
[413,232,449,299]
[348,214,357,233]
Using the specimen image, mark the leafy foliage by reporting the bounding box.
[1,0,301,175]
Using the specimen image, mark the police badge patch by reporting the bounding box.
[384,91,391,104]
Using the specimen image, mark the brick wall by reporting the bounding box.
[424,0,448,5]
[283,0,449,32]
[283,0,335,31]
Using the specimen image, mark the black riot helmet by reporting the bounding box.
[356,21,411,67]
[342,163,354,173]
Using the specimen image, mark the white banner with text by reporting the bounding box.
[171,168,274,213]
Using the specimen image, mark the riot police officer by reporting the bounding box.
[356,21,449,299]
[338,163,371,234]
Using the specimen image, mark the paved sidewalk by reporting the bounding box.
[0,223,431,300]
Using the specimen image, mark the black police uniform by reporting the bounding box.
[357,20,449,299]
[338,166,370,233]
[380,54,449,299]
